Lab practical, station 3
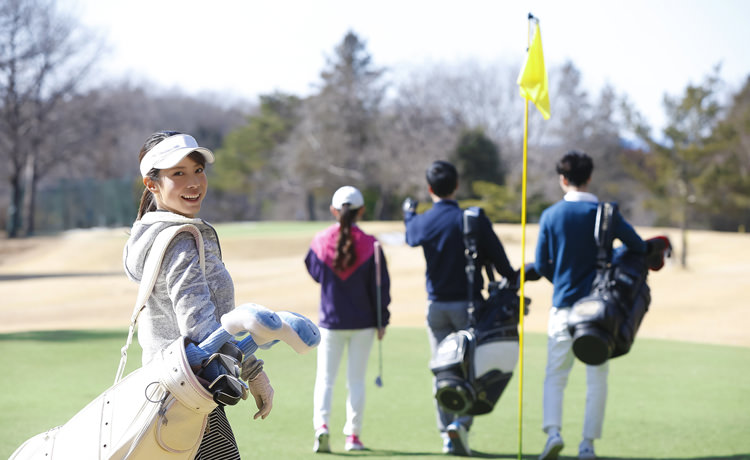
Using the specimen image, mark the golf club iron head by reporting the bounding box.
[218,341,244,363]
[197,352,241,383]
[208,373,247,406]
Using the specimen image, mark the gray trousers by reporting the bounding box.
[426,300,474,433]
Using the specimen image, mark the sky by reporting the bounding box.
[66,0,750,133]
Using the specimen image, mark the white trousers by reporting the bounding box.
[313,327,375,436]
[543,307,609,440]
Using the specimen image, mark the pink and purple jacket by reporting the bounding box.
[305,224,391,330]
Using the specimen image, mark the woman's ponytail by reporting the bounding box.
[333,204,357,271]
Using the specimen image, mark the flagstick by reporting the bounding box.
[518,14,533,460]
[518,96,530,460]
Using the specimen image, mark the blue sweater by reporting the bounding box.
[305,224,391,330]
[534,193,646,307]
[405,200,515,301]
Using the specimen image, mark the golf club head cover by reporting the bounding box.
[231,308,321,356]
[273,311,321,354]
[221,302,283,337]
[184,327,240,369]
[645,236,671,271]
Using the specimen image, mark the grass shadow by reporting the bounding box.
[603,457,750,460]
[312,449,539,458]
[0,271,121,281]
[309,451,750,459]
[0,329,126,342]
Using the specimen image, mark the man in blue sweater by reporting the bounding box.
[534,151,646,460]
[404,160,517,457]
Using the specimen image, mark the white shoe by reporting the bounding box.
[442,439,452,454]
[579,440,596,460]
[441,434,452,454]
[313,425,330,453]
[446,422,471,456]
[345,434,365,451]
[539,433,564,460]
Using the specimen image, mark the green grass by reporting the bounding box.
[1,328,748,459]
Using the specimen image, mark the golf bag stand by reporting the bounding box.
[429,207,526,416]
[567,202,671,365]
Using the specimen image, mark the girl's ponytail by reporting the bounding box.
[334,204,357,271]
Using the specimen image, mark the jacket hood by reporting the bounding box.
[123,211,206,283]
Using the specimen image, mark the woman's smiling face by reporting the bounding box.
[147,154,207,218]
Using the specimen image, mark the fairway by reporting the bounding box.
[1,222,749,458]
[0,329,748,459]
[1,221,749,347]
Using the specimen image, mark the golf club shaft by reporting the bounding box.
[374,241,383,384]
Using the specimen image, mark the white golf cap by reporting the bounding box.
[139,134,215,177]
[331,185,364,210]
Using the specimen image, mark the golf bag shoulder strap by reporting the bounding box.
[463,207,481,256]
[114,224,205,384]
[594,202,617,269]
[463,207,495,324]
[463,207,480,323]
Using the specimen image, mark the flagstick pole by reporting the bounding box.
[518,99,529,460]
[518,14,533,460]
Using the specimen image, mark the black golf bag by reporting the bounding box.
[567,202,671,365]
[429,207,527,416]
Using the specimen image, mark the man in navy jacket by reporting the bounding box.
[404,160,517,456]
[534,151,646,460]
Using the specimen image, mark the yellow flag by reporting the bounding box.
[517,22,550,120]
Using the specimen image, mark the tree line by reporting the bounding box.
[2,0,749,266]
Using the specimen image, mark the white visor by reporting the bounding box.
[139,134,215,177]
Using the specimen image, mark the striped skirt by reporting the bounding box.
[194,406,241,460]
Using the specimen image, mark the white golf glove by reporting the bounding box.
[241,355,273,419]
[247,370,274,420]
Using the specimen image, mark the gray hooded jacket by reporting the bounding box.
[123,211,235,365]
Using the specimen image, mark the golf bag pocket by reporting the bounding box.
[11,337,216,460]
[430,330,476,415]
[474,340,518,376]
[470,340,516,415]
[430,329,518,416]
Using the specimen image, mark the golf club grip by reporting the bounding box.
[374,241,383,333]
[374,241,382,286]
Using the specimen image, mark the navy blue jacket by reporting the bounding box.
[405,200,515,301]
[535,194,647,307]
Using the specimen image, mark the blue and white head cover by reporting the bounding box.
[140,134,215,177]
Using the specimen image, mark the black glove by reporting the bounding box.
[402,197,418,215]
[524,262,541,281]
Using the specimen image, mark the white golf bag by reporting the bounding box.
[11,337,217,459]
[12,225,229,459]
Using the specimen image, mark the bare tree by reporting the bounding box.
[379,60,524,212]
[281,31,388,220]
[376,74,463,203]
[0,0,102,236]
